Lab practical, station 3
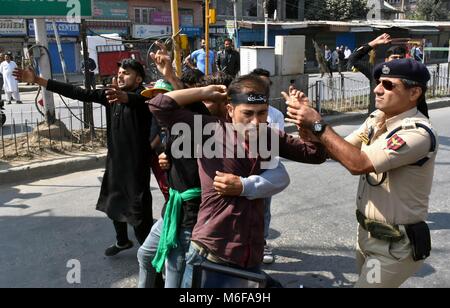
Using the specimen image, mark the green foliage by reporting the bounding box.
[414,0,448,21]
[305,0,371,21]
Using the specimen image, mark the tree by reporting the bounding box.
[414,0,448,21]
[305,0,370,21]
[304,0,328,20]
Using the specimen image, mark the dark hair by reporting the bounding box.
[228,74,270,100]
[181,67,204,87]
[250,68,270,78]
[200,72,234,88]
[119,59,146,81]
[385,46,407,58]
[401,79,429,118]
[224,38,233,44]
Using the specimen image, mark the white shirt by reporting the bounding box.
[267,106,285,132]
[344,49,352,59]
[0,60,18,92]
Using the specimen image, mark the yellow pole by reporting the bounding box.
[170,0,182,77]
[205,0,210,75]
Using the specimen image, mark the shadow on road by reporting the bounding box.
[0,186,41,209]
[428,212,450,230]
[265,246,356,288]
[438,135,450,148]
[0,215,139,288]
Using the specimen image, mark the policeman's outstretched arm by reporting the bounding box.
[286,97,375,176]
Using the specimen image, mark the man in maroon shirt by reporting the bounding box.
[149,74,327,287]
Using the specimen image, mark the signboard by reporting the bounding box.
[0,0,93,19]
[27,20,80,37]
[132,25,171,39]
[0,19,27,36]
[151,12,171,26]
[93,0,128,19]
[151,11,194,27]
[181,27,201,37]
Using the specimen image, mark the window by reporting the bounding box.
[216,0,234,16]
[134,7,156,24]
[285,0,298,19]
[242,0,257,17]
[180,8,194,27]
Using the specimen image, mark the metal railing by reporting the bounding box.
[308,62,450,115]
[307,75,370,114]
[1,99,107,159]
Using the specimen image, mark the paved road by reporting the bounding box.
[1,107,449,288]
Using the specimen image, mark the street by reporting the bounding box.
[0,107,449,288]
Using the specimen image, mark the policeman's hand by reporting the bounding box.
[106,77,129,104]
[369,33,392,48]
[13,67,36,84]
[213,171,243,196]
[202,85,228,104]
[284,90,321,129]
[159,152,171,170]
[299,128,320,143]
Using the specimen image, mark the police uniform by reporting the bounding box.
[345,59,438,288]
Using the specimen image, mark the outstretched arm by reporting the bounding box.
[285,93,375,175]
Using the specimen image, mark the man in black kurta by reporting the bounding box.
[14,59,154,256]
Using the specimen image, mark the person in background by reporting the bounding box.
[184,38,215,75]
[216,38,240,77]
[0,52,22,104]
[347,33,407,114]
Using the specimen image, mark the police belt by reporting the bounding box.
[191,241,229,265]
[356,210,404,242]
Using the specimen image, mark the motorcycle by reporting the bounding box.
[0,100,6,127]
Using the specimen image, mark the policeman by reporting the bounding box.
[286,58,438,288]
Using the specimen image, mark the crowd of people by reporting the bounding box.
[11,33,438,288]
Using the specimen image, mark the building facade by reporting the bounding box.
[213,0,305,48]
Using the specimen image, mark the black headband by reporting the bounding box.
[229,93,268,105]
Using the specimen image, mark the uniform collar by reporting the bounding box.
[385,107,419,132]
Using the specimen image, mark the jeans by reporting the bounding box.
[137,218,193,288]
[137,218,163,288]
[181,243,262,288]
[165,227,193,288]
[264,197,272,241]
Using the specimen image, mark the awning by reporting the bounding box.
[405,27,440,34]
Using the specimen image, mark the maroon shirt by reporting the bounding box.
[149,94,327,268]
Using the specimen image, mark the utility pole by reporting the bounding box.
[33,18,56,124]
[264,0,269,47]
[205,0,210,75]
[170,0,182,77]
[52,20,69,83]
[80,19,94,130]
[232,0,239,48]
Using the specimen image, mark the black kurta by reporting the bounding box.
[47,80,153,226]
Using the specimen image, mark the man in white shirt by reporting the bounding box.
[251,68,286,264]
[0,52,22,104]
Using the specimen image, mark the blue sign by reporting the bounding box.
[181,27,201,37]
[27,20,80,37]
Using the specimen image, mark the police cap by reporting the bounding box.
[374,58,430,86]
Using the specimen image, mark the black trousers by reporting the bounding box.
[113,214,153,246]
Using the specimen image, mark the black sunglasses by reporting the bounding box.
[376,79,397,91]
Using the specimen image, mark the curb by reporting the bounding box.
[0,153,106,186]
